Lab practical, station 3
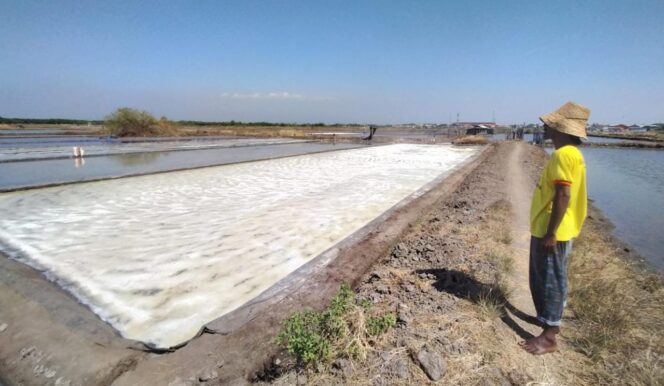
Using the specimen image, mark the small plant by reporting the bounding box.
[488,250,514,274]
[494,227,513,245]
[366,314,396,336]
[476,292,504,320]
[358,299,372,311]
[277,283,395,367]
[277,311,332,364]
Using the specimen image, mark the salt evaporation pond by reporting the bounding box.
[0,144,478,348]
[0,137,307,162]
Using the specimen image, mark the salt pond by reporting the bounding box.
[0,137,307,162]
[0,144,478,348]
[0,142,363,191]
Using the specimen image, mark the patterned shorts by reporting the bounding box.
[529,236,573,327]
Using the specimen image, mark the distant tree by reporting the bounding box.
[104,108,177,137]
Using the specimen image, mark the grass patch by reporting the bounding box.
[366,314,397,336]
[487,250,514,275]
[471,269,513,321]
[485,200,513,246]
[452,135,489,145]
[277,283,395,368]
[476,290,506,320]
[494,227,513,245]
[565,223,664,384]
[181,126,318,139]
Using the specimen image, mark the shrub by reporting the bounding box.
[277,283,395,367]
[104,108,178,137]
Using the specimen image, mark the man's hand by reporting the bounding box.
[542,184,570,254]
[541,233,557,254]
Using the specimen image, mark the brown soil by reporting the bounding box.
[261,141,663,385]
[262,142,546,385]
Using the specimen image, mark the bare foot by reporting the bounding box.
[519,334,557,355]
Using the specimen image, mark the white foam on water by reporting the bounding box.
[0,144,478,348]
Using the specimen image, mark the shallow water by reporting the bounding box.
[0,142,361,190]
[581,147,664,271]
[0,137,306,161]
[0,144,479,348]
[0,129,70,135]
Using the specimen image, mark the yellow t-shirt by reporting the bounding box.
[530,145,587,241]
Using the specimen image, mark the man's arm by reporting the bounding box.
[542,184,571,253]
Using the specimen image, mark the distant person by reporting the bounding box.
[521,101,589,355]
[533,128,544,145]
[364,125,377,140]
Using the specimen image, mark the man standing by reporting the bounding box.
[521,102,590,355]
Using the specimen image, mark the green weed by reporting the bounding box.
[277,283,394,367]
[366,314,396,336]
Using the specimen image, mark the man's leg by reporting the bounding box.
[521,237,572,355]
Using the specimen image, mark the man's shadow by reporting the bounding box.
[417,268,542,340]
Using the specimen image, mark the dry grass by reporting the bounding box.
[266,144,663,385]
[452,135,489,145]
[459,200,516,322]
[179,125,324,139]
[564,219,664,385]
[476,290,506,321]
[494,228,513,245]
[272,283,396,382]
[488,250,514,275]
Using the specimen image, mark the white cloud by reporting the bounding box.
[220,91,305,100]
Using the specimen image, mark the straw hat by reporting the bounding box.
[539,101,590,139]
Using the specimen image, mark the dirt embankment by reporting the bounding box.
[264,142,663,385]
[588,132,664,143]
[583,142,664,149]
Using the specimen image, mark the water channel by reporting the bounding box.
[581,147,664,271]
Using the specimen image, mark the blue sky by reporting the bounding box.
[1,0,663,124]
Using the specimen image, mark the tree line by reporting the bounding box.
[0,116,103,125]
[0,114,347,127]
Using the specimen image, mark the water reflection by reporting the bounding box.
[0,137,308,162]
[113,152,162,166]
[0,142,363,191]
